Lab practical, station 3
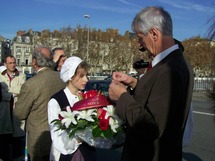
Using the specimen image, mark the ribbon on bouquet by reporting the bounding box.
[72,95,110,111]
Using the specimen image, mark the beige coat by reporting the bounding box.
[0,69,26,137]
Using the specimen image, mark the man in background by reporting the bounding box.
[52,47,67,71]
[14,46,65,161]
[0,55,26,161]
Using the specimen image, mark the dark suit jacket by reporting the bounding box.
[14,68,66,158]
[0,83,2,102]
[116,49,194,161]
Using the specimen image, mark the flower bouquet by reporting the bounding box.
[51,90,125,149]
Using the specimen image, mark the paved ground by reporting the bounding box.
[192,91,212,101]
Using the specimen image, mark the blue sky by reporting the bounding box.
[0,0,214,41]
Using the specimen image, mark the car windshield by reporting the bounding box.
[84,80,111,96]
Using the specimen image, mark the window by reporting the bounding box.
[26,47,30,52]
[25,59,28,65]
[17,59,20,65]
[17,36,22,42]
[16,46,21,52]
[25,36,30,43]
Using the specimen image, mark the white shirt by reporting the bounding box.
[48,87,81,161]
[152,44,179,67]
[139,73,145,79]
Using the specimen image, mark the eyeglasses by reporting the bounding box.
[6,62,16,65]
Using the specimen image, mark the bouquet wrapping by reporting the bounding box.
[51,90,125,149]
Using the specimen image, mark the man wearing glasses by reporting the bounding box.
[0,55,26,161]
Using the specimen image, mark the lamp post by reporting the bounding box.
[84,14,90,62]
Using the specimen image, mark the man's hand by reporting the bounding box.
[112,72,137,89]
[108,80,127,101]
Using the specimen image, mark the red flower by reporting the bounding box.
[82,90,99,99]
[58,114,64,120]
[98,108,110,131]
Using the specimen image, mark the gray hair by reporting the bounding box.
[32,45,54,67]
[131,6,173,36]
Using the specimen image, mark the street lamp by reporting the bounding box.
[84,14,90,62]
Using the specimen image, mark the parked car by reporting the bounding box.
[104,75,112,81]
[84,79,111,96]
[25,73,35,80]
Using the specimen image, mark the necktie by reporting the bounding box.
[146,62,152,72]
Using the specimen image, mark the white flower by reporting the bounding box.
[103,105,124,130]
[101,105,124,132]
[60,106,78,128]
[109,117,119,133]
[76,109,97,122]
[103,105,115,119]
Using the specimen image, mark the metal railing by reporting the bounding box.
[88,76,108,80]
[88,76,215,92]
[194,77,215,91]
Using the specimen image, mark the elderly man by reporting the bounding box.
[108,6,193,161]
[14,45,65,161]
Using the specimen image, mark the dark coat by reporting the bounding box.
[115,49,194,161]
[0,83,2,102]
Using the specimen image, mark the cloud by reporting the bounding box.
[158,0,215,13]
[35,0,215,15]
[33,0,138,14]
[118,0,130,5]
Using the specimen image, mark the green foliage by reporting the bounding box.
[92,124,117,138]
[51,113,124,139]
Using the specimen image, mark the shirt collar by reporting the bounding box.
[36,67,47,73]
[152,44,179,67]
[64,87,80,106]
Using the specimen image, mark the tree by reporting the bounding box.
[182,37,214,76]
[18,26,215,76]
[53,30,62,38]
